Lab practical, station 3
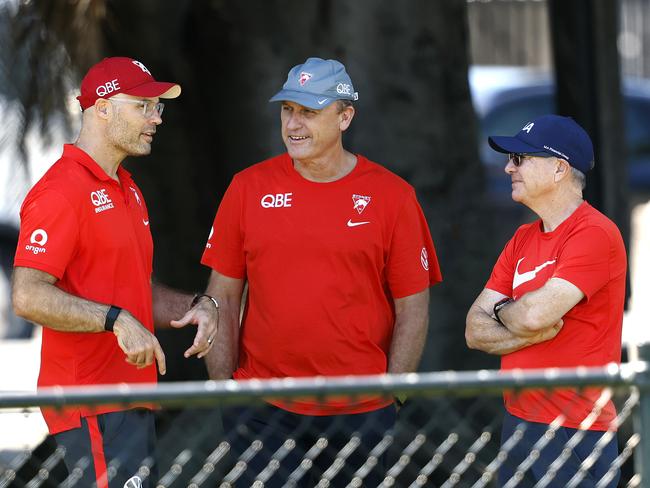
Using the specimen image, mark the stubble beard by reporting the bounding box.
[108,111,152,157]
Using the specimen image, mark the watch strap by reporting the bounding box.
[105,305,122,332]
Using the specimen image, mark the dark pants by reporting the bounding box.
[499,411,620,487]
[222,402,396,487]
[54,409,157,488]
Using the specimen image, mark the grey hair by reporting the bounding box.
[571,167,587,190]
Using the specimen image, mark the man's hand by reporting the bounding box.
[113,310,166,375]
[526,319,564,346]
[170,296,219,359]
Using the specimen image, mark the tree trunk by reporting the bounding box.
[100,0,494,377]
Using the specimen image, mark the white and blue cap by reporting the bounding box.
[488,114,595,173]
[269,57,358,110]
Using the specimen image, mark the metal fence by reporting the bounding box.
[0,361,649,487]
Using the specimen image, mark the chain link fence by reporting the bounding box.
[0,360,649,487]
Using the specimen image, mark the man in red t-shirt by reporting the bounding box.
[12,57,219,488]
[466,115,625,487]
[200,57,442,486]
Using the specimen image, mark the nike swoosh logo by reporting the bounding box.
[317,98,328,105]
[143,219,149,226]
[512,257,556,289]
[347,219,370,227]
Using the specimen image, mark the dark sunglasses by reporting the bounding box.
[508,152,556,167]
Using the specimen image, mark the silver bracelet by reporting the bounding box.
[191,293,219,310]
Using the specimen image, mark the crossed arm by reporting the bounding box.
[465,278,584,355]
[12,266,219,374]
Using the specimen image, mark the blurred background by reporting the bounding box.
[0,0,649,482]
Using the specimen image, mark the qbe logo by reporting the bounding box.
[91,189,115,214]
[96,78,120,97]
[336,83,352,95]
[261,193,293,208]
[25,229,48,255]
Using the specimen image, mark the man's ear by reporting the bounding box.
[339,105,355,131]
[554,158,570,182]
[95,99,110,118]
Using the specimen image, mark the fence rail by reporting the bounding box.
[1,361,649,487]
[1,362,648,409]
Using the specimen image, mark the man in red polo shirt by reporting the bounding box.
[201,57,442,486]
[12,57,219,488]
[465,115,625,487]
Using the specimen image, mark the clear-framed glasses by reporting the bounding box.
[110,98,164,118]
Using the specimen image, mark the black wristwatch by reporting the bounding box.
[104,305,122,332]
[493,298,514,325]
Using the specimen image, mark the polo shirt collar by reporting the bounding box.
[62,144,133,182]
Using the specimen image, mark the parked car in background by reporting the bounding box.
[469,65,650,200]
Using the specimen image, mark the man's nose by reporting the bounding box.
[285,113,302,129]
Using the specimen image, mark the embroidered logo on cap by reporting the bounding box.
[131,60,151,75]
[299,72,313,86]
[522,122,535,133]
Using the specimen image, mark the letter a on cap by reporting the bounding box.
[522,122,535,133]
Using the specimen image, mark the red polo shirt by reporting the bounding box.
[14,144,156,434]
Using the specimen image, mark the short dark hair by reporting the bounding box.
[336,99,354,113]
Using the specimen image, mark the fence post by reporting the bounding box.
[634,343,650,486]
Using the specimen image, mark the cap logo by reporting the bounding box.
[132,60,151,75]
[543,145,569,160]
[336,83,352,96]
[96,79,120,97]
[298,72,312,86]
[522,122,535,133]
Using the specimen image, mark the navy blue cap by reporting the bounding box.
[488,115,595,173]
[269,57,358,110]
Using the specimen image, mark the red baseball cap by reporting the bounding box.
[76,57,181,110]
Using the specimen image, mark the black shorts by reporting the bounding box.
[222,402,397,487]
[54,408,156,488]
[499,410,620,487]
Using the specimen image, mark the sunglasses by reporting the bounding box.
[508,152,556,167]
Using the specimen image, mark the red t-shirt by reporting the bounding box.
[14,144,156,434]
[202,153,442,415]
[486,202,626,430]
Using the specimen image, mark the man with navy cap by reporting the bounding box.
[466,115,625,486]
[200,57,442,486]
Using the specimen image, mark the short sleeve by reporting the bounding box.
[14,189,79,279]
[554,226,611,300]
[201,176,246,279]
[386,189,442,298]
[486,237,516,297]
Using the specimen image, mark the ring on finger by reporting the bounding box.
[207,337,214,345]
